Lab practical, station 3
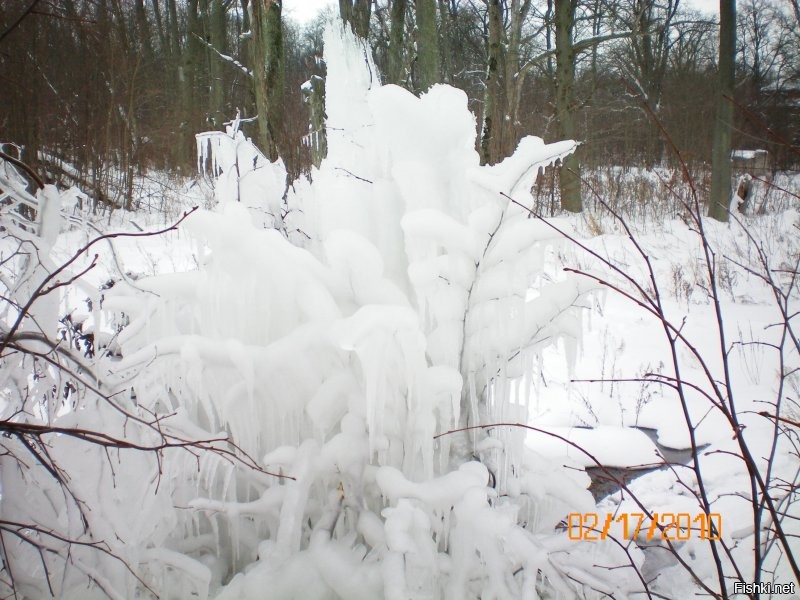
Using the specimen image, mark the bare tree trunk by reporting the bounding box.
[251,0,284,161]
[354,0,372,37]
[499,0,531,159]
[791,0,800,28]
[588,0,596,74]
[387,0,408,84]
[480,0,503,164]
[163,0,188,167]
[622,0,680,165]
[479,0,531,162]
[709,0,735,221]
[166,0,179,56]
[555,0,581,212]
[151,0,167,52]
[545,0,554,75]
[135,0,154,64]
[340,0,371,38]
[208,0,227,126]
[179,0,202,165]
[437,0,453,83]
[414,0,439,92]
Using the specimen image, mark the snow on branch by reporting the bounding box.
[193,33,253,78]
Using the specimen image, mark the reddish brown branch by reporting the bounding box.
[0,150,45,189]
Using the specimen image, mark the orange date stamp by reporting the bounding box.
[567,512,722,541]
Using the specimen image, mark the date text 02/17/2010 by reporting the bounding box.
[567,512,722,542]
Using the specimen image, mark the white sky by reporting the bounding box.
[283,0,336,25]
[282,0,718,26]
[684,0,720,15]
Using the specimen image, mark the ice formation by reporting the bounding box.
[94,19,610,599]
[196,112,287,229]
[3,21,798,593]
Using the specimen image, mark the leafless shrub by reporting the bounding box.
[437,138,799,597]
[0,154,286,598]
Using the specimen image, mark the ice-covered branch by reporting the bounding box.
[193,33,253,78]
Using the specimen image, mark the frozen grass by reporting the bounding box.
[532,163,800,231]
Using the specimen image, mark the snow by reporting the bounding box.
[731,148,767,161]
[376,461,490,510]
[526,426,662,468]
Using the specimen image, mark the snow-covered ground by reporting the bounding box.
[524,208,800,595]
[1,20,798,600]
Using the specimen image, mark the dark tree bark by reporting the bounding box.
[555,0,581,212]
[437,0,454,83]
[790,0,800,29]
[135,0,154,64]
[151,0,167,52]
[480,0,503,164]
[208,0,228,126]
[709,0,736,221]
[340,0,371,38]
[166,0,180,56]
[479,0,532,164]
[414,0,439,93]
[387,0,408,84]
[251,0,284,161]
[499,0,531,159]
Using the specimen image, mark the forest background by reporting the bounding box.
[2,0,799,217]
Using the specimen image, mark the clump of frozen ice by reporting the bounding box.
[197,113,287,229]
[106,19,608,599]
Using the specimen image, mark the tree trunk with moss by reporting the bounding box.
[251,0,284,161]
[414,0,439,93]
[555,0,581,212]
[176,0,202,168]
[499,0,531,159]
[437,0,453,82]
[708,0,735,222]
[480,0,503,164]
[387,0,407,84]
[208,0,227,128]
[340,0,371,38]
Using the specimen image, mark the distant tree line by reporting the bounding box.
[1,0,798,215]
